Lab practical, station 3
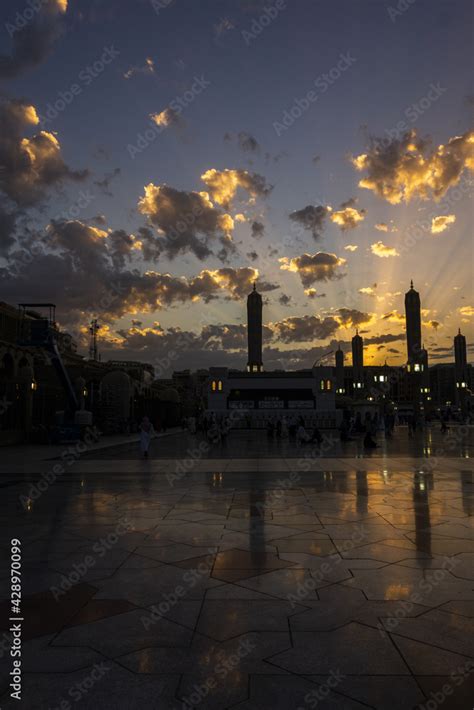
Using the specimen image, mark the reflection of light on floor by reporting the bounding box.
[423,447,432,456]
[384,584,412,599]
[213,473,223,486]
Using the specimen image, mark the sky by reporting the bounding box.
[0,0,473,374]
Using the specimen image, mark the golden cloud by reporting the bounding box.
[371,241,400,258]
[431,214,456,234]
[330,206,366,230]
[200,168,272,208]
[279,252,347,287]
[353,129,474,204]
[344,244,358,251]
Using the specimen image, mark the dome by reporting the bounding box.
[159,387,180,403]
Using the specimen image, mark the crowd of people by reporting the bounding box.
[138,406,464,458]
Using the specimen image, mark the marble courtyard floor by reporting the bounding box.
[1,428,474,709]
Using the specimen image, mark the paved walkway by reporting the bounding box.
[1,432,473,708]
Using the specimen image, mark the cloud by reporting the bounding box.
[335,308,372,328]
[279,252,347,287]
[0,220,276,326]
[200,168,272,209]
[382,310,405,323]
[330,199,366,230]
[94,167,121,196]
[214,17,235,39]
[352,129,474,204]
[123,57,155,79]
[371,241,400,258]
[358,286,376,296]
[137,183,236,261]
[237,132,260,153]
[0,0,67,79]
[431,214,456,234]
[0,205,17,255]
[270,315,340,343]
[278,293,292,306]
[150,107,182,129]
[246,250,258,261]
[344,244,358,252]
[364,333,404,345]
[305,289,326,299]
[289,205,330,240]
[459,306,474,318]
[0,99,88,206]
[251,220,265,238]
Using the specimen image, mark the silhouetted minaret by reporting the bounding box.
[454,328,467,374]
[352,329,363,369]
[335,344,344,393]
[454,329,468,402]
[247,283,263,372]
[405,280,422,364]
[352,329,364,388]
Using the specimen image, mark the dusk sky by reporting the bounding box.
[1,0,473,373]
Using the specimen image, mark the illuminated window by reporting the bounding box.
[320,380,325,391]
[211,380,217,391]
[218,380,223,391]
[414,363,421,372]
[326,379,332,391]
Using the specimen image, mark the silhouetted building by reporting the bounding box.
[352,330,364,391]
[405,280,422,366]
[454,329,467,383]
[247,283,263,373]
[335,344,345,394]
